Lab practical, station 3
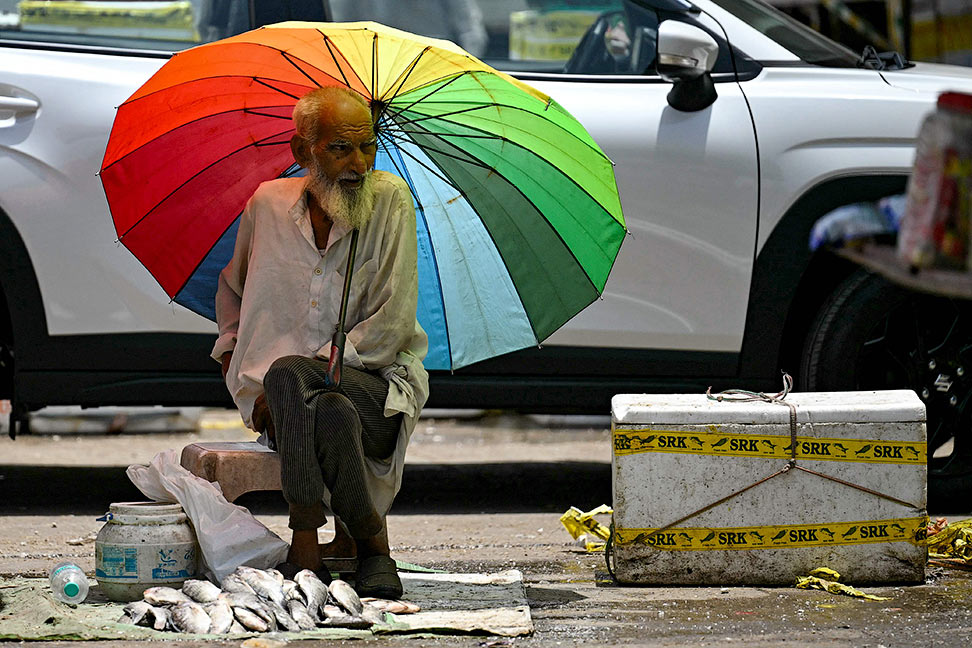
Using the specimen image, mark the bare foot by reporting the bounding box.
[287,528,321,570]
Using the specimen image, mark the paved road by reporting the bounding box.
[1,408,970,646]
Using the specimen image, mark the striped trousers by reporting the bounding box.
[263,355,402,537]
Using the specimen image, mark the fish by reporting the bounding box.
[282,580,305,604]
[170,601,212,634]
[232,606,269,632]
[266,600,301,632]
[320,612,372,629]
[119,600,151,625]
[149,605,170,631]
[287,599,318,630]
[362,598,415,614]
[220,592,276,628]
[294,569,328,620]
[236,566,286,607]
[142,586,192,607]
[220,572,256,595]
[328,579,363,616]
[205,599,234,634]
[267,568,285,586]
[181,578,222,603]
[360,605,384,625]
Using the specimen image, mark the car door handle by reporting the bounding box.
[0,95,40,113]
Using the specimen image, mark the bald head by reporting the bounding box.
[292,86,371,147]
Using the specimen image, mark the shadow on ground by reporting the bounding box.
[0,462,611,515]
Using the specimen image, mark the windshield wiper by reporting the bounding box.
[857,45,910,71]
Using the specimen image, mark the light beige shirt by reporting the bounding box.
[212,171,429,515]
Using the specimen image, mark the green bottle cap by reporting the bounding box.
[63,582,80,597]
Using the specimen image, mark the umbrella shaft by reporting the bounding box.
[326,228,359,389]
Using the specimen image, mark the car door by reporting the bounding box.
[512,2,759,373]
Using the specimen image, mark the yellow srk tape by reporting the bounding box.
[613,427,925,464]
[614,517,928,551]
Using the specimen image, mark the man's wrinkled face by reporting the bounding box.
[311,99,378,187]
[305,97,379,229]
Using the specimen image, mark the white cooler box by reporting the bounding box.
[611,390,928,585]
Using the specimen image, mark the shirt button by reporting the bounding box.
[311,300,318,307]
[315,268,322,275]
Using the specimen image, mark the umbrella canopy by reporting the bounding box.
[100,21,626,371]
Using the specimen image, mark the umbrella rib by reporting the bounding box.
[383,104,498,130]
[381,129,494,175]
[372,31,378,100]
[243,107,292,120]
[376,134,425,212]
[280,51,324,88]
[253,77,303,100]
[384,127,499,141]
[383,71,470,120]
[317,32,357,90]
[115,126,294,240]
[379,46,429,108]
[103,104,297,173]
[378,132,465,190]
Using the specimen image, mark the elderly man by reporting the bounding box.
[212,86,429,598]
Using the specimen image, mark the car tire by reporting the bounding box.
[800,268,972,510]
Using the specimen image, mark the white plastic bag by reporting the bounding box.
[126,449,289,584]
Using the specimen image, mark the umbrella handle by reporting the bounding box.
[324,228,360,390]
[325,329,344,389]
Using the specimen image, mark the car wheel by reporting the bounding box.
[800,269,972,509]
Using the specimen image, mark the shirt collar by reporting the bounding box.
[289,178,354,247]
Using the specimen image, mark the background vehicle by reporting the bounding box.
[2,0,971,502]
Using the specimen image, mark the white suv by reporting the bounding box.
[2,0,971,502]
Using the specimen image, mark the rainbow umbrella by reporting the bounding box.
[100,21,625,371]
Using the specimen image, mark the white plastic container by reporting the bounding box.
[95,501,198,602]
[611,390,927,585]
[49,561,89,604]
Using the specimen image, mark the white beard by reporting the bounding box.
[307,164,377,230]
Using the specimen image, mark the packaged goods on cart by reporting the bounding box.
[898,91,972,269]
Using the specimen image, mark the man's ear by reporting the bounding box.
[290,134,309,167]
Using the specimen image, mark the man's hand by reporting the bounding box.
[220,351,233,379]
[252,392,276,446]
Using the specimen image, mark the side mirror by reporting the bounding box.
[656,21,719,112]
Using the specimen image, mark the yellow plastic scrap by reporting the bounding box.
[795,567,890,601]
[560,505,613,552]
[926,518,972,563]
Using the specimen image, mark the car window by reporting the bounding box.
[0,0,255,51]
[326,0,643,74]
[705,0,858,66]
[326,0,733,76]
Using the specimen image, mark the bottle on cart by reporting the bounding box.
[49,562,89,604]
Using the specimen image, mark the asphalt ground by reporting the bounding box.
[1,407,971,647]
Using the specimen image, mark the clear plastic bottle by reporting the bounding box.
[49,562,89,604]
